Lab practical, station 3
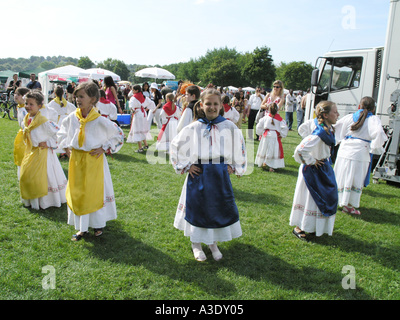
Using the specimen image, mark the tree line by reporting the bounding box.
[0,47,314,91]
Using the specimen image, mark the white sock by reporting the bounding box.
[191,243,206,261]
[208,242,223,261]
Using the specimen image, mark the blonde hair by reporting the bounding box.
[193,88,224,120]
[315,101,336,134]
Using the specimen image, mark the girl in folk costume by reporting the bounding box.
[176,84,199,133]
[14,87,29,127]
[289,101,339,240]
[57,81,124,241]
[18,90,67,210]
[13,87,30,170]
[96,90,118,121]
[170,88,247,262]
[255,103,288,171]
[334,96,387,215]
[46,86,76,127]
[222,95,240,124]
[126,84,156,153]
[156,93,179,152]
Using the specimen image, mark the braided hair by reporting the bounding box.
[351,96,375,131]
[315,101,336,134]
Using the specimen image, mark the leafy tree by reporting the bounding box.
[97,58,130,80]
[242,46,275,88]
[78,56,94,69]
[276,61,314,90]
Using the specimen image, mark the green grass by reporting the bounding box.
[0,116,399,300]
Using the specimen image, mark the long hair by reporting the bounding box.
[351,96,375,131]
[104,76,117,89]
[315,100,336,134]
[269,103,278,125]
[55,86,65,107]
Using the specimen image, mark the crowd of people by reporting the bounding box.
[8,74,388,261]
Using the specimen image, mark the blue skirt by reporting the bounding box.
[302,160,338,217]
[185,159,239,228]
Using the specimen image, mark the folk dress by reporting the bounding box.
[170,116,247,245]
[47,98,77,127]
[334,111,387,208]
[176,100,197,133]
[255,113,288,168]
[223,103,240,124]
[57,109,124,232]
[127,93,156,143]
[19,113,67,210]
[96,98,118,121]
[156,101,180,152]
[289,125,337,236]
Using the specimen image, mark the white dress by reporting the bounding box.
[156,105,180,151]
[289,134,336,236]
[57,111,124,232]
[334,114,387,208]
[255,114,288,168]
[96,101,118,120]
[177,108,193,133]
[21,118,67,210]
[127,96,155,143]
[170,119,247,245]
[46,100,77,127]
[223,106,240,124]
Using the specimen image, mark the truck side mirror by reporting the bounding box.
[311,69,319,87]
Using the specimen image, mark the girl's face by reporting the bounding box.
[14,92,25,104]
[273,83,282,93]
[324,105,339,126]
[201,94,222,121]
[25,98,41,117]
[75,90,96,110]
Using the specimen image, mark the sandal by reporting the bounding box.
[94,228,103,237]
[342,205,361,215]
[135,148,144,153]
[71,232,87,242]
[292,228,307,240]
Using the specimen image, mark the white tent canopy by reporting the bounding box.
[38,65,88,102]
[85,68,121,81]
[242,86,256,92]
[135,67,175,80]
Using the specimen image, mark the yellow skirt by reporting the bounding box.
[19,146,48,200]
[14,130,26,166]
[66,149,104,216]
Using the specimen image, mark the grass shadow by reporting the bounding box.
[85,221,236,298]
[221,242,372,299]
[309,232,400,272]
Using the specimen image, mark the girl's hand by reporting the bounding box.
[65,148,71,158]
[227,165,234,175]
[188,165,202,178]
[38,142,48,149]
[314,159,324,168]
[90,147,106,159]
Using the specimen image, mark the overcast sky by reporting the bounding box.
[2,0,391,67]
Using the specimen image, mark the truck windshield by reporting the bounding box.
[317,57,363,93]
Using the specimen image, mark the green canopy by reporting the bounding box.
[0,70,31,83]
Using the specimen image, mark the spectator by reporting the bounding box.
[285,89,295,130]
[296,90,304,128]
[247,87,265,140]
[26,73,42,91]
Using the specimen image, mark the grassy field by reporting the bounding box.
[0,115,399,301]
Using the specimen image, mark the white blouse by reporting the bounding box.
[170,119,247,176]
[57,110,124,153]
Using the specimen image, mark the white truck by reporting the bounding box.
[305,0,400,184]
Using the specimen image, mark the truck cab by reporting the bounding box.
[305,47,383,122]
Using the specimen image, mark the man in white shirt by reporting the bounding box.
[285,89,295,130]
[296,90,304,129]
[247,87,265,139]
